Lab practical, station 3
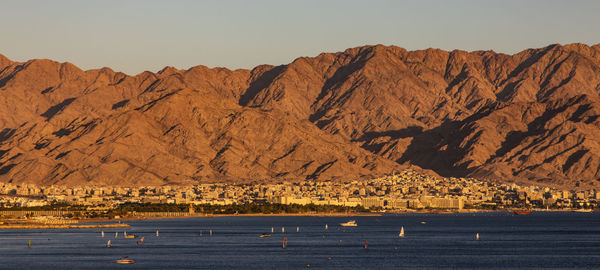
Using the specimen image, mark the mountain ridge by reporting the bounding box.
[1,42,600,187]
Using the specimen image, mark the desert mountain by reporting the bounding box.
[1,42,600,187]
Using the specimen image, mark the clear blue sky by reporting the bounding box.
[1,0,598,74]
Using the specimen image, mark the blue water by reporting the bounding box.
[1,212,600,269]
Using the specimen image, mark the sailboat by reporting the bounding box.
[156,230,159,237]
[271,227,274,233]
[282,227,285,233]
[106,240,111,247]
[399,227,405,237]
[101,231,104,238]
[137,237,145,246]
[115,232,118,238]
[209,229,213,236]
[475,233,480,240]
[325,224,328,230]
[296,226,299,232]
[282,237,287,248]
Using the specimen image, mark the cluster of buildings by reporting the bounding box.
[1,170,599,211]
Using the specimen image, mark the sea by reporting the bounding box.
[1,212,599,269]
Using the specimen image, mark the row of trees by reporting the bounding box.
[1,202,371,218]
[194,202,369,214]
[109,202,370,215]
[0,202,88,211]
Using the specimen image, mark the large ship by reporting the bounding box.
[512,210,532,215]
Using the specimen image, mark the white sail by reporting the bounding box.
[399,226,405,237]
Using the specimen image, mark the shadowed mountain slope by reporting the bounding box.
[1,42,600,187]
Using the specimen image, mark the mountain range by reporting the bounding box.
[1,42,599,187]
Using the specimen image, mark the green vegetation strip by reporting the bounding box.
[113,202,370,215]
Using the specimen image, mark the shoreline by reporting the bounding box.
[2,209,594,227]
[112,208,595,220]
[84,212,383,223]
[85,208,594,223]
[0,223,129,230]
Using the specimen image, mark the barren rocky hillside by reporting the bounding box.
[1,43,599,187]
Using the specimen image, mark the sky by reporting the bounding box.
[0,0,599,75]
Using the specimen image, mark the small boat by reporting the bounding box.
[137,237,145,245]
[107,240,111,247]
[124,234,138,239]
[116,258,135,264]
[513,210,532,215]
[475,233,479,240]
[399,226,405,237]
[260,233,271,238]
[420,221,427,224]
[573,209,593,213]
[340,220,357,227]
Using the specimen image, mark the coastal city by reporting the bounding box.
[1,169,597,218]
